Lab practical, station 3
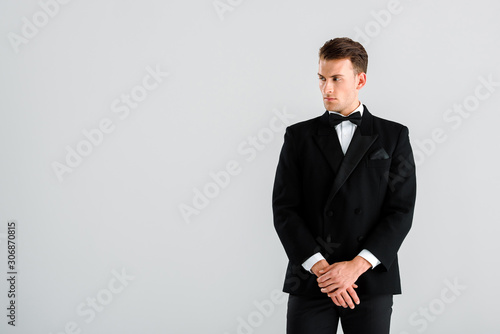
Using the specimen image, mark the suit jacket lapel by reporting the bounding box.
[313,111,344,175]
[326,107,379,205]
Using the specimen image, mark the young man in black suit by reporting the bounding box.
[272,37,417,334]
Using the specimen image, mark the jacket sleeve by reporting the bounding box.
[272,127,319,266]
[363,126,417,270]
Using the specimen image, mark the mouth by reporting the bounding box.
[324,97,336,101]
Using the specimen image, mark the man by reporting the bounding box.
[272,37,416,334]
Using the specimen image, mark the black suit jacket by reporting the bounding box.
[272,106,416,297]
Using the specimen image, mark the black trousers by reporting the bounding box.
[287,293,393,334]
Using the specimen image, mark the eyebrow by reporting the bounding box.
[317,73,344,77]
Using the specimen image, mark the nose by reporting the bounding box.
[323,79,333,95]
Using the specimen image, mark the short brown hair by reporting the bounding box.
[319,37,368,74]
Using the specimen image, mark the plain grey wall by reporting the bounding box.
[1,0,499,333]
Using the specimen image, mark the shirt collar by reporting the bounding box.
[328,101,364,117]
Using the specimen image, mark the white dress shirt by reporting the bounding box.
[302,101,381,273]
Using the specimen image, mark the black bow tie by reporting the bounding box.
[329,111,362,127]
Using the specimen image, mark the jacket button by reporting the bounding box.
[354,208,362,215]
[357,236,365,242]
[326,211,333,217]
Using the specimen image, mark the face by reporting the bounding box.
[318,58,367,116]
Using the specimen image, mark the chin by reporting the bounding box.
[325,103,340,112]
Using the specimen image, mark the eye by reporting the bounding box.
[319,77,326,81]
[333,78,341,82]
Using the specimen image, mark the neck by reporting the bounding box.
[331,100,361,116]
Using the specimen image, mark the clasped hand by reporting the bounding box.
[313,257,371,309]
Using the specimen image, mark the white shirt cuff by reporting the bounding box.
[358,249,381,268]
[302,252,326,273]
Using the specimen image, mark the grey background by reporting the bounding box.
[1,0,499,333]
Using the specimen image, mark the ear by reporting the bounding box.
[356,72,367,90]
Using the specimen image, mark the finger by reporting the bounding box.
[329,295,341,307]
[336,294,348,308]
[320,285,334,294]
[317,272,335,284]
[318,280,331,288]
[320,281,339,293]
[341,291,354,309]
[318,264,335,275]
[317,274,328,283]
[352,284,358,289]
[318,278,335,288]
[347,286,360,305]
